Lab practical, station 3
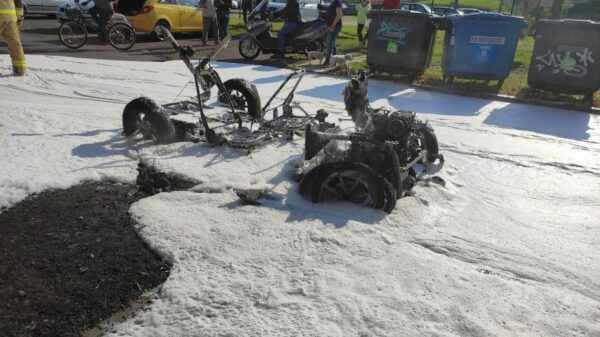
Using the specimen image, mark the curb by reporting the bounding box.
[410,83,599,115]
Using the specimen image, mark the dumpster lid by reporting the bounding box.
[449,12,526,25]
[536,18,600,28]
[367,9,435,19]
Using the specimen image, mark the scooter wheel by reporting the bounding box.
[218,79,263,123]
[239,39,260,59]
[123,97,176,144]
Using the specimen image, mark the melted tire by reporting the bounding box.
[122,97,176,144]
[418,126,439,163]
[303,161,396,213]
[218,78,263,123]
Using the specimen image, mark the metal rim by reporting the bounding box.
[109,23,135,50]
[240,39,260,58]
[132,112,158,141]
[59,21,86,49]
[153,21,170,41]
[227,89,248,111]
[318,169,378,207]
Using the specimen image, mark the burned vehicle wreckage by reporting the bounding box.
[121,28,443,213]
[298,72,443,213]
[122,26,326,149]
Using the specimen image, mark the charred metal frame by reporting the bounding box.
[147,26,324,148]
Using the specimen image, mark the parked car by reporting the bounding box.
[232,0,239,9]
[432,6,463,16]
[23,0,63,16]
[458,7,483,14]
[342,3,356,15]
[399,3,438,16]
[316,0,348,18]
[114,0,203,37]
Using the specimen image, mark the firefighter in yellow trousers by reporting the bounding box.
[0,0,26,76]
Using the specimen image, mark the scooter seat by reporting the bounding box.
[288,19,325,39]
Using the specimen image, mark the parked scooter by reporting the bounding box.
[238,0,327,60]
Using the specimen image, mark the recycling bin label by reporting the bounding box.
[467,36,506,63]
[469,36,506,45]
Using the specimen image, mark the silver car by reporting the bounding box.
[23,0,65,15]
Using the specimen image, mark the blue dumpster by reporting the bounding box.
[442,13,527,87]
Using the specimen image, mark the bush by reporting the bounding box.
[566,0,600,21]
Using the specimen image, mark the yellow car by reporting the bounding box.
[116,0,204,37]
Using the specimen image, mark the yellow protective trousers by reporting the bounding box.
[0,20,25,75]
[0,0,26,76]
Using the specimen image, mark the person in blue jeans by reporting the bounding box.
[216,0,232,40]
[272,0,301,59]
[324,0,343,66]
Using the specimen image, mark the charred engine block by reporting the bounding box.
[371,110,416,145]
[348,110,417,167]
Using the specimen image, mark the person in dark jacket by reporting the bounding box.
[241,0,253,23]
[89,0,113,43]
[272,0,300,59]
[216,0,232,40]
[323,0,342,66]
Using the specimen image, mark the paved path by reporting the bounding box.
[2,16,276,64]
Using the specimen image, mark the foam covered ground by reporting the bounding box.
[1,55,599,336]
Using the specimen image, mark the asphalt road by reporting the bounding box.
[1,15,275,64]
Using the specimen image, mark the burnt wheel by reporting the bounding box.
[218,78,263,123]
[302,161,396,213]
[416,125,439,163]
[123,97,176,144]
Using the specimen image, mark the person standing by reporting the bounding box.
[90,0,114,44]
[241,0,252,23]
[0,0,26,76]
[356,0,370,48]
[200,0,219,45]
[216,0,232,41]
[323,0,342,66]
[271,0,300,59]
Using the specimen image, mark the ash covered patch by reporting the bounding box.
[0,181,170,337]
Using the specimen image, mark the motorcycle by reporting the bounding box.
[238,0,328,60]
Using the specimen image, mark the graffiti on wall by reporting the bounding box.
[534,48,595,77]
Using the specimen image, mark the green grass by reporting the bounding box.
[228,16,249,37]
